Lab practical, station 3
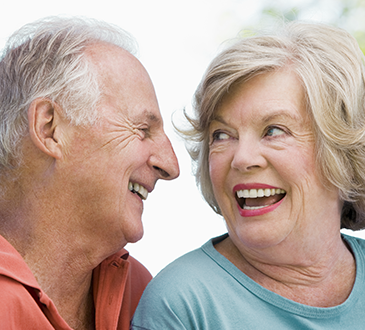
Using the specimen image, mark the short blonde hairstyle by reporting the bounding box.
[180,21,365,230]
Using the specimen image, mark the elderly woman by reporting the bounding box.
[131,21,365,329]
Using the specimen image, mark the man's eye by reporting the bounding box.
[140,127,150,138]
[266,126,285,137]
[212,131,230,141]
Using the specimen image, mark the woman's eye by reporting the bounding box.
[212,131,230,141]
[266,126,285,137]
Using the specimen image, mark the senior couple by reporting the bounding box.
[0,15,365,330]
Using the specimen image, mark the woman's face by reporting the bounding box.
[208,69,341,251]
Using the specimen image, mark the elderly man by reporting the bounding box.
[0,16,179,329]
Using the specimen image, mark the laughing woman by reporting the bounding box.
[132,21,365,329]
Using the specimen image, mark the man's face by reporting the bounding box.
[60,43,179,253]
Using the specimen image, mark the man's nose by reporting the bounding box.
[150,133,180,180]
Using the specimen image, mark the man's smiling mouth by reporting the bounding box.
[129,182,148,200]
[236,188,286,210]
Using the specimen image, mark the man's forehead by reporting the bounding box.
[85,41,134,62]
[85,42,161,126]
[85,42,142,83]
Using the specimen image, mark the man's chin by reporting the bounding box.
[125,223,144,244]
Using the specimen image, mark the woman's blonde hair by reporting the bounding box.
[180,21,365,230]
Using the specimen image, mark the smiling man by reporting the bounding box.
[0,16,179,329]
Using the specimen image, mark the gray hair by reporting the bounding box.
[179,21,365,230]
[0,16,137,169]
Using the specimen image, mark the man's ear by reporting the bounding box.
[28,98,64,160]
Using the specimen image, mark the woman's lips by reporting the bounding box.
[233,184,286,217]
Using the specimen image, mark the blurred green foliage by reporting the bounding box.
[255,0,365,53]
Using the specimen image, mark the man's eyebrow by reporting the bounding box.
[134,110,161,125]
[145,110,160,123]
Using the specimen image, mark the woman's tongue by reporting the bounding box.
[245,195,282,207]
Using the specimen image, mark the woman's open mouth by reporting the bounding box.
[236,188,286,210]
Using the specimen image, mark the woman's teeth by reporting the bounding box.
[236,188,286,210]
[128,182,148,200]
[236,188,285,199]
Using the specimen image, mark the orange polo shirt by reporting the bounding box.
[0,235,152,329]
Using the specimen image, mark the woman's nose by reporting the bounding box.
[231,137,266,173]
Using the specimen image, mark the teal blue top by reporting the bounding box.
[131,234,365,329]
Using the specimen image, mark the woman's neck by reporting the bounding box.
[215,234,356,307]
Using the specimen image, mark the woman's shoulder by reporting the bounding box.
[342,232,365,252]
[131,234,237,330]
[156,239,220,280]
[139,234,229,297]
[342,233,365,276]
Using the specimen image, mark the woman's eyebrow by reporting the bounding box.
[212,110,300,126]
[262,110,301,124]
[210,115,229,125]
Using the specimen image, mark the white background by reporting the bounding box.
[1,0,364,275]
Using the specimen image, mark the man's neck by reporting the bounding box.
[0,194,100,329]
[6,222,97,329]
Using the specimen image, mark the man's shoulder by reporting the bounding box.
[0,275,55,329]
[0,274,32,302]
[0,235,41,288]
[106,248,153,284]
[127,253,152,277]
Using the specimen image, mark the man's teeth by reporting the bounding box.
[236,188,285,199]
[128,182,148,200]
